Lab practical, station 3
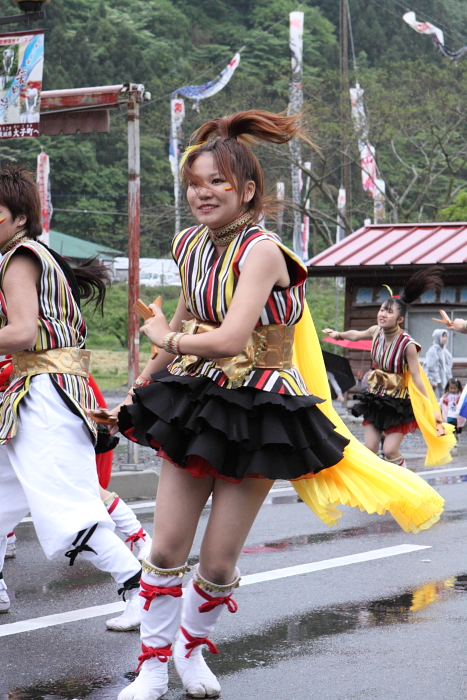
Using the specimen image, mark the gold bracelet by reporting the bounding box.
[127,375,152,395]
[162,332,186,354]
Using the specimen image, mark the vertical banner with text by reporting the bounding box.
[37,151,52,246]
[0,30,44,139]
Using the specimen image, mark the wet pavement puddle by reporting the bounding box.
[3,574,466,699]
[240,508,467,555]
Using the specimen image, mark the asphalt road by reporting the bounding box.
[1,463,466,700]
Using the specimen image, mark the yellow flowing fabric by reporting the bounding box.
[291,302,446,533]
[405,370,456,466]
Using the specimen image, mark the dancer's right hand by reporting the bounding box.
[108,397,132,435]
[323,328,339,339]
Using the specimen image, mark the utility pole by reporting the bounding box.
[125,84,146,467]
[341,0,351,229]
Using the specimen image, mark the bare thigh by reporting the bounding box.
[364,422,382,453]
[382,431,405,460]
[149,459,214,569]
[199,476,274,585]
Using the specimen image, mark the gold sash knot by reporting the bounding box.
[367,368,405,396]
[180,319,294,388]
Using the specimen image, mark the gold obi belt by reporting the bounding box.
[11,347,91,380]
[180,319,295,387]
[367,368,407,397]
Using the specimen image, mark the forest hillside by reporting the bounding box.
[0,0,466,256]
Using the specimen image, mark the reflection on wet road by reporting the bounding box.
[4,574,466,700]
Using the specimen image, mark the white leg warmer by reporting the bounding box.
[118,560,189,700]
[174,565,240,698]
[103,493,152,561]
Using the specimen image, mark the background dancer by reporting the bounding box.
[0,165,142,630]
[324,271,445,468]
[112,110,445,700]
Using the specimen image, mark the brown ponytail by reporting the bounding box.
[181,110,313,223]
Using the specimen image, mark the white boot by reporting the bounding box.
[104,492,153,561]
[5,531,16,559]
[118,559,190,700]
[106,586,141,631]
[0,573,10,613]
[174,565,240,698]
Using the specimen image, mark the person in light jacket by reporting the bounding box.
[423,329,452,398]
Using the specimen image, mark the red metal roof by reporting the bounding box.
[307,223,467,272]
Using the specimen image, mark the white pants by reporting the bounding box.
[0,375,114,561]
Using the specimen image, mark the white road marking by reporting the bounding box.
[417,466,467,476]
[0,544,430,638]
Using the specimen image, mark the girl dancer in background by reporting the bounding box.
[113,110,447,700]
[0,165,142,630]
[324,271,444,468]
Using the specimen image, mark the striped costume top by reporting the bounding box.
[0,240,97,443]
[168,223,310,396]
[370,326,421,399]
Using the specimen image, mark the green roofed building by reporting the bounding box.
[49,230,122,263]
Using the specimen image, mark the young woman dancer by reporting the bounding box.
[115,111,446,700]
[324,272,444,468]
[0,165,142,630]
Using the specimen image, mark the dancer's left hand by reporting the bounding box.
[140,304,171,346]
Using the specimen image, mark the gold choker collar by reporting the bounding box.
[0,229,30,255]
[208,212,252,246]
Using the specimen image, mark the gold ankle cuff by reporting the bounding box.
[142,559,191,577]
[102,492,118,507]
[193,565,241,593]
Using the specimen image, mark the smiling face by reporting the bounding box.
[0,203,26,248]
[186,152,255,230]
[377,300,404,331]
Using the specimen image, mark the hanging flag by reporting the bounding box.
[402,11,444,45]
[349,83,380,198]
[403,11,467,61]
[0,29,44,139]
[169,97,185,178]
[170,53,241,234]
[288,11,304,259]
[176,53,241,110]
[37,151,52,246]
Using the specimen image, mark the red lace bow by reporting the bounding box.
[135,644,172,672]
[194,583,238,613]
[180,626,219,658]
[125,527,146,550]
[139,580,183,611]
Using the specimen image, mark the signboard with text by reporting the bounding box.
[0,30,44,140]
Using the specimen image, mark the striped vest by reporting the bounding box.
[0,240,97,443]
[369,326,421,399]
[168,224,310,395]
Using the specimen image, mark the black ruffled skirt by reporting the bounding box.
[352,392,417,433]
[119,369,349,483]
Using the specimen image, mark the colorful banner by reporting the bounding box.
[350,83,380,198]
[170,53,241,233]
[176,53,241,110]
[37,151,52,246]
[403,11,467,61]
[0,30,44,140]
[402,11,444,45]
[289,11,304,259]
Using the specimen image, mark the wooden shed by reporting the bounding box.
[307,223,467,382]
